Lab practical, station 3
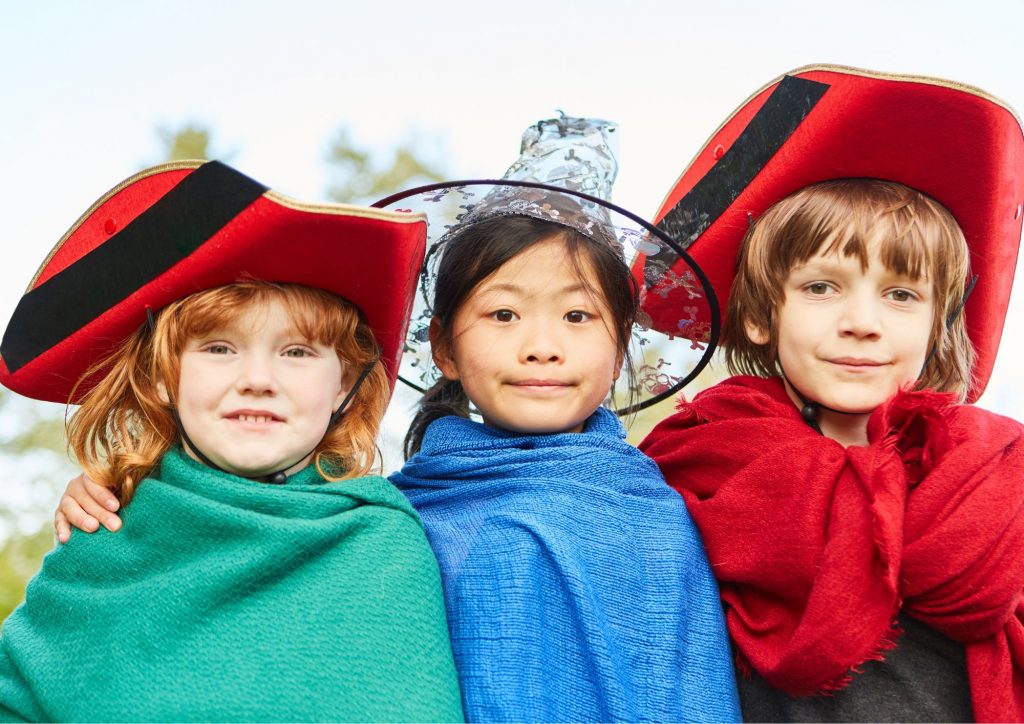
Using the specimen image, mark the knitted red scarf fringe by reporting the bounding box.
[640,376,1024,722]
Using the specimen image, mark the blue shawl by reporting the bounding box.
[391,407,740,723]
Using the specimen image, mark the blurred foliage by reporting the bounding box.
[0,399,64,456]
[0,525,53,622]
[156,122,212,161]
[0,390,71,624]
[326,127,447,204]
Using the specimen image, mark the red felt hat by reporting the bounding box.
[635,64,1024,402]
[0,160,427,403]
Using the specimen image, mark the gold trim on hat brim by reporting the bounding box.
[27,161,426,291]
[651,63,1024,222]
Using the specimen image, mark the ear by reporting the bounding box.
[744,319,770,346]
[156,379,171,405]
[429,318,459,381]
[611,350,624,382]
[332,375,355,417]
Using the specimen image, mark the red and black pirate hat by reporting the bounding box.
[0,160,427,403]
[635,64,1024,402]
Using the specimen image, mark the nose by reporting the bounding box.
[838,292,883,339]
[520,319,563,364]
[235,353,278,395]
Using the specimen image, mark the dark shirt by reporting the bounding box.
[738,612,973,722]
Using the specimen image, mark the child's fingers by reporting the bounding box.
[82,476,120,513]
[54,510,71,544]
[68,474,123,532]
[59,494,100,533]
[58,473,120,536]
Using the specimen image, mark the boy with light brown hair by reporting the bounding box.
[639,66,1024,721]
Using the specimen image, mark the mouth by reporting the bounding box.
[224,410,285,425]
[507,379,573,391]
[827,357,887,370]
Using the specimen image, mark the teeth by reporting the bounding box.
[238,414,273,424]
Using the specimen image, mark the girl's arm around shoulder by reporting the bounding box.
[54,475,122,543]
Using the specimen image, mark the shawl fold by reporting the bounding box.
[0,448,464,723]
[640,375,1024,723]
[391,407,740,723]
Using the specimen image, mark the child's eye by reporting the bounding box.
[885,288,919,303]
[490,309,519,323]
[564,310,592,324]
[804,282,835,296]
[284,347,313,358]
[203,344,232,355]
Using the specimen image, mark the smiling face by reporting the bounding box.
[748,239,934,442]
[170,298,350,477]
[432,236,622,435]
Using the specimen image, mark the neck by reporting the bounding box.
[779,377,870,448]
[815,407,870,447]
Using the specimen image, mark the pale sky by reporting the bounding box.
[1,0,1022,510]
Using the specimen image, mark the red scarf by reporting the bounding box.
[640,376,1024,722]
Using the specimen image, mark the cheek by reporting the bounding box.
[302,364,346,413]
[902,326,935,376]
[450,333,494,377]
[176,361,213,407]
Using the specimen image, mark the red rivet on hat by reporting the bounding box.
[103,218,118,235]
[1015,204,1022,221]
[713,144,725,160]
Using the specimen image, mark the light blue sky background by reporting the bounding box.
[1,1,1022,514]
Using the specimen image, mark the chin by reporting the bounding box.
[216,456,287,477]
[493,418,580,435]
[820,395,887,415]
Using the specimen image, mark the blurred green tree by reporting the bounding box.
[157,122,211,161]
[326,127,447,204]
[0,390,73,622]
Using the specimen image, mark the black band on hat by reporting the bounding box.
[1,161,267,373]
[646,75,829,270]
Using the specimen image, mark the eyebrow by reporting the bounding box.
[477,281,596,297]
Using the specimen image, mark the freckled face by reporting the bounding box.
[171,300,350,477]
[433,238,622,435]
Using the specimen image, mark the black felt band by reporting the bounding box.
[1,161,268,373]
[646,74,830,272]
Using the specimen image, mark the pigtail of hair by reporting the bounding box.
[404,378,471,460]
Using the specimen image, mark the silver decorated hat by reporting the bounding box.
[374,114,719,414]
[450,115,619,244]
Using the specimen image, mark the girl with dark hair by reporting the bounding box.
[390,117,739,723]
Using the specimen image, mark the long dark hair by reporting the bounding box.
[404,215,637,458]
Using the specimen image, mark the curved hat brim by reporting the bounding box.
[635,64,1024,402]
[1,161,427,403]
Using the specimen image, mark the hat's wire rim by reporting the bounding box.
[373,179,721,416]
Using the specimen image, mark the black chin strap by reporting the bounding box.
[783,274,978,435]
[147,307,379,484]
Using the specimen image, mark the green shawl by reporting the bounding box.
[0,448,464,723]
